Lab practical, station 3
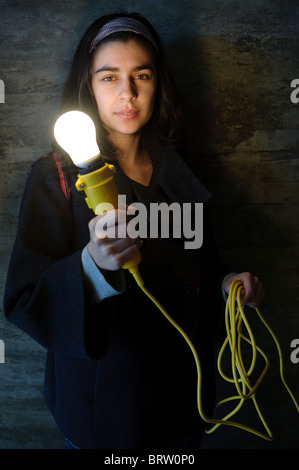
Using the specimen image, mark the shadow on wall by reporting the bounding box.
[165,28,299,449]
[166,30,299,265]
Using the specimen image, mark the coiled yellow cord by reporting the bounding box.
[131,272,299,441]
[210,280,299,439]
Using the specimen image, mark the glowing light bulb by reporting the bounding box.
[54,111,100,168]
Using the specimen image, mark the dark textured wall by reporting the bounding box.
[0,0,298,449]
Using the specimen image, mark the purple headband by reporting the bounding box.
[90,17,159,53]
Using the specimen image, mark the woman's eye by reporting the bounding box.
[102,76,116,82]
[135,73,151,80]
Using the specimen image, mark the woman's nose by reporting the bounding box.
[119,77,137,102]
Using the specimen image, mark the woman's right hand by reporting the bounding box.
[87,209,142,272]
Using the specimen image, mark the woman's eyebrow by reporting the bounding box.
[95,66,119,74]
[94,64,154,74]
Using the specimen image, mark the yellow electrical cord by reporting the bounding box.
[210,280,299,439]
[131,272,299,441]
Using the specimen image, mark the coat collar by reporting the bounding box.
[110,148,211,206]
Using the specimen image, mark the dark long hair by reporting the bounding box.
[58,12,185,159]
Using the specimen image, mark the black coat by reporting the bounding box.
[4,149,227,449]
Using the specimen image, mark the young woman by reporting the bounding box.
[4,12,264,449]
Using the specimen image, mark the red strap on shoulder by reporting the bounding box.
[52,151,70,201]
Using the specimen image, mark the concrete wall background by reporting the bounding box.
[0,0,298,449]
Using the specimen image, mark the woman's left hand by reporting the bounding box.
[224,272,265,308]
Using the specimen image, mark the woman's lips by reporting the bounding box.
[115,109,139,120]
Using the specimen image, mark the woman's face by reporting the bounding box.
[91,39,157,146]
